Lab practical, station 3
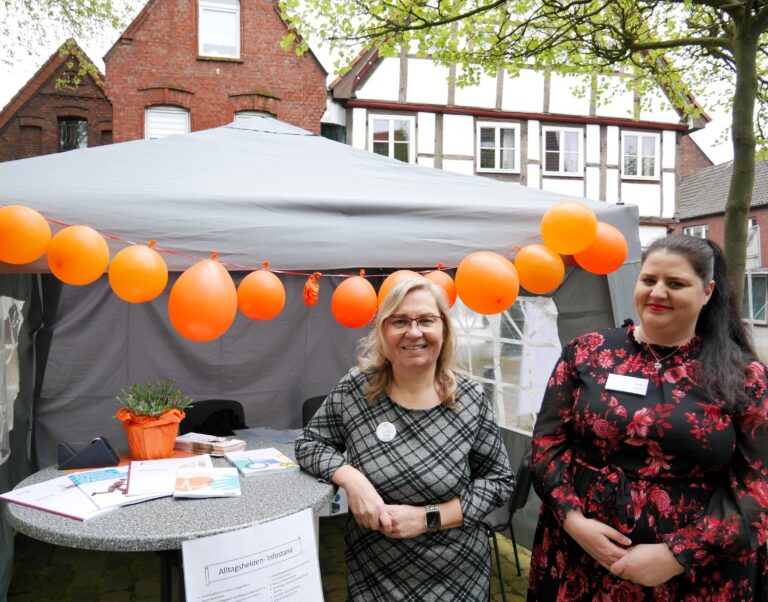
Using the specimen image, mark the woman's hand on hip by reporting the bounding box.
[380,505,427,539]
[332,465,391,532]
[563,510,632,568]
[609,543,685,586]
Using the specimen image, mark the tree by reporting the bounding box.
[280,0,768,302]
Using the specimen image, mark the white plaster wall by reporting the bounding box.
[639,225,668,248]
[662,130,676,170]
[606,126,620,165]
[356,57,400,101]
[417,112,436,156]
[643,85,682,124]
[321,97,346,126]
[542,178,584,197]
[407,59,450,105]
[586,124,600,164]
[622,182,661,216]
[662,172,676,219]
[606,168,620,203]
[527,164,541,188]
[549,73,590,116]
[595,75,635,119]
[442,159,475,175]
[418,157,435,168]
[454,66,497,109]
[586,166,600,201]
[528,120,540,162]
[502,69,545,113]
[443,114,475,157]
[352,108,367,149]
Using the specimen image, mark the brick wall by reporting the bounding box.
[678,134,714,177]
[105,0,327,142]
[0,69,112,163]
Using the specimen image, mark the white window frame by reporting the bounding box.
[198,0,240,59]
[747,217,761,269]
[144,106,190,140]
[368,115,415,163]
[476,121,521,173]
[542,126,583,176]
[683,224,708,239]
[621,131,660,180]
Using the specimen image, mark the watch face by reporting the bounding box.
[426,509,441,530]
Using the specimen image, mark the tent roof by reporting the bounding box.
[0,116,640,272]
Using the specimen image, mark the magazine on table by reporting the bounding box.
[224,447,299,478]
[174,432,246,456]
[0,475,113,521]
[68,466,167,510]
[173,466,241,498]
[127,454,213,496]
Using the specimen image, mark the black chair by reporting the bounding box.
[302,395,327,427]
[482,452,533,601]
[179,399,248,436]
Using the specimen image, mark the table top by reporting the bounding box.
[4,436,334,552]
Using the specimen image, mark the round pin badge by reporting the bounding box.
[376,421,397,442]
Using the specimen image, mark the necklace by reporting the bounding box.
[645,344,680,371]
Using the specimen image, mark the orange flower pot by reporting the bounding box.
[116,408,185,460]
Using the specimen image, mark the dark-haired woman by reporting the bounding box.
[528,234,768,600]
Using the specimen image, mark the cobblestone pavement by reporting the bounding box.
[8,515,531,601]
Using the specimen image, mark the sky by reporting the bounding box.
[0,25,735,165]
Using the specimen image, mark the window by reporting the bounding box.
[542,127,581,175]
[683,224,708,239]
[199,0,240,58]
[59,118,87,151]
[622,131,659,179]
[476,122,520,172]
[233,111,272,125]
[145,106,190,140]
[747,217,761,269]
[369,116,414,163]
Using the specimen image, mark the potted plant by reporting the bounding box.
[115,379,194,460]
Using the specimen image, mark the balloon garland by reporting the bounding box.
[0,201,627,340]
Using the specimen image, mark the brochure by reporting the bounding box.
[0,475,112,521]
[173,467,241,499]
[224,448,299,478]
[127,454,213,496]
[68,466,167,510]
[175,433,246,456]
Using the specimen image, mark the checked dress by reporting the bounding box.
[528,324,768,600]
[295,368,513,601]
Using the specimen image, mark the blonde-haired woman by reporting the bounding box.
[296,277,513,601]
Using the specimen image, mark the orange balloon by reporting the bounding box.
[47,225,109,285]
[425,270,457,308]
[378,270,421,305]
[238,270,286,320]
[455,252,519,315]
[574,222,628,275]
[332,276,377,328]
[168,259,238,342]
[540,201,598,255]
[109,244,168,303]
[0,205,51,264]
[515,244,565,294]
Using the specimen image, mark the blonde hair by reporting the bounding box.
[358,277,458,408]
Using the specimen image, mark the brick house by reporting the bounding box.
[103,0,329,142]
[0,40,113,163]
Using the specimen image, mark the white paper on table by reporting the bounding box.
[127,454,213,496]
[182,507,323,602]
[0,475,112,521]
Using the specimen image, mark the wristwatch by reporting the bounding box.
[425,504,441,532]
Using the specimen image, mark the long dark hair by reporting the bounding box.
[643,234,755,410]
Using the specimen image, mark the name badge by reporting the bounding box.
[605,373,648,396]
[376,422,397,442]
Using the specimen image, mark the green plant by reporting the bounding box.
[116,379,194,417]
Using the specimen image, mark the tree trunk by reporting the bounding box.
[724,25,759,307]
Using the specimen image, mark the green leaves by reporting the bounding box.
[116,379,195,418]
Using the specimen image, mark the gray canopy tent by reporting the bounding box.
[0,116,642,592]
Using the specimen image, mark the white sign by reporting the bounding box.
[182,508,324,601]
[605,373,649,396]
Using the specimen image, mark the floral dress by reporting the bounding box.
[528,324,768,601]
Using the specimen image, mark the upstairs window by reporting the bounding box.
[369,116,414,163]
[59,118,87,151]
[622,131,659,179]
[145,106,190,140]
[543,127,581,175]
[683,224,708,239]
[476,122,520,172]
[199,0,240,58]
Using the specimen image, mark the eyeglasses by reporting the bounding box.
[384,315,443,332]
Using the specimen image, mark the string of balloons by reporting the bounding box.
[0,201,627,342]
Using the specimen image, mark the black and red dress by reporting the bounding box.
[528,324,768,600]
